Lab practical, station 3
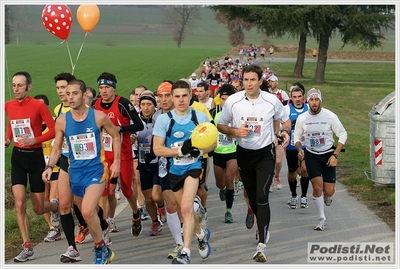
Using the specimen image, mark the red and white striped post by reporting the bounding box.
[374,140,383,166]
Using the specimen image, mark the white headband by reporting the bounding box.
[307,88,322,102]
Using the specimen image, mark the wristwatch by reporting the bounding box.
[332,154,339,159]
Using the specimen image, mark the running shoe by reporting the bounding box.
[168,244,183,259]
[224,211,233,223]
[204,183,208,192]
[131,216,143,237]
[115,182,122,200]
[300,197,309,208]
[237,179,244,190]
[75,225,90,244]
[103,227,112,246]
[157,204,167,224]
[289,196,298,209]
[109,220,119,233]
[269,178,275,192]
[172,251,190,264]
[253,242,267,263]
[324,194,333,206]
[140,207,150,220]
[234,181,239,196]
[246,208,255,229]
[314,218,326,231]
[14,246,35,262]
[198,228,211,259]
[50,198,60,227]
[44,227,62,242]
[60,245,82,263]
[275,175,282,190]
[149,220,162,236]
[93,244,115,264]
[219,186,226,201]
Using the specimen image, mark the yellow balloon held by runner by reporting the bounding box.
[191,122,218,149]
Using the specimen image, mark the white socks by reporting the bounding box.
[166,211,183,245]
[312,195,326,220]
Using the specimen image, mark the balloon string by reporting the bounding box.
[72,32,88,73]
[65,40,74,75]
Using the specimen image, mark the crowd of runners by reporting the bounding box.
[5,50,346,264]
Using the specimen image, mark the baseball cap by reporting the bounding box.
[268,75,278,81]
[219,84,236,96]
[157,82,172,95]
[191,73,197,77]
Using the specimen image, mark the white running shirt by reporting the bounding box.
[293,108,347,154]
[218,89,289,150]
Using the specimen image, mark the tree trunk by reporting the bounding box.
[293,33,307,78]
[314,33,330,83]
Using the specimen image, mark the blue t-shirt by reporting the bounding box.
[152,108,210,176]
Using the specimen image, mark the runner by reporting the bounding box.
[217,65,291,263]
[153,80,216,264]
[94,72,144,237]
[294,88,347,231]
[6,71,59,263]
[43,79,120,264]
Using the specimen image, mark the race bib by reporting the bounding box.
[69,132,97,160]
[241,116,264,137]
[306,132,326,149]
[218,133,235,147]
[171,141,198,165]
[62,137,69,154]
[158,157,168,178]
[102,131,113,152]
[290,130,306,147]
[10,118,34,141]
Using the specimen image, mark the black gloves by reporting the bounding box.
[144,152,156,164]
[180,139,193,155]
[179,139,203,158]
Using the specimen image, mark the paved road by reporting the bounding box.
[6,158,395,266]
[228,56,395,64]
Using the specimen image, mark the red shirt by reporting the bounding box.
[6,96,55,149]
[94,95,133,161]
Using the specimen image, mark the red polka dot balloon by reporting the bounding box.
[42,4,72,40]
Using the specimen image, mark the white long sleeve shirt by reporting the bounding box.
[293,108,347,154]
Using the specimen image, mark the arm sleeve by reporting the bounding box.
[119,98,144,133]
[331,113,348,145]
[6,118,12,140]
[293,115,304,144]
[36,104,56,143]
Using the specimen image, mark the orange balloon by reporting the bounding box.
[77,4,100,32]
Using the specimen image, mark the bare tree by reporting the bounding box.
[162,5,200,48]
[6,6,30,45]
